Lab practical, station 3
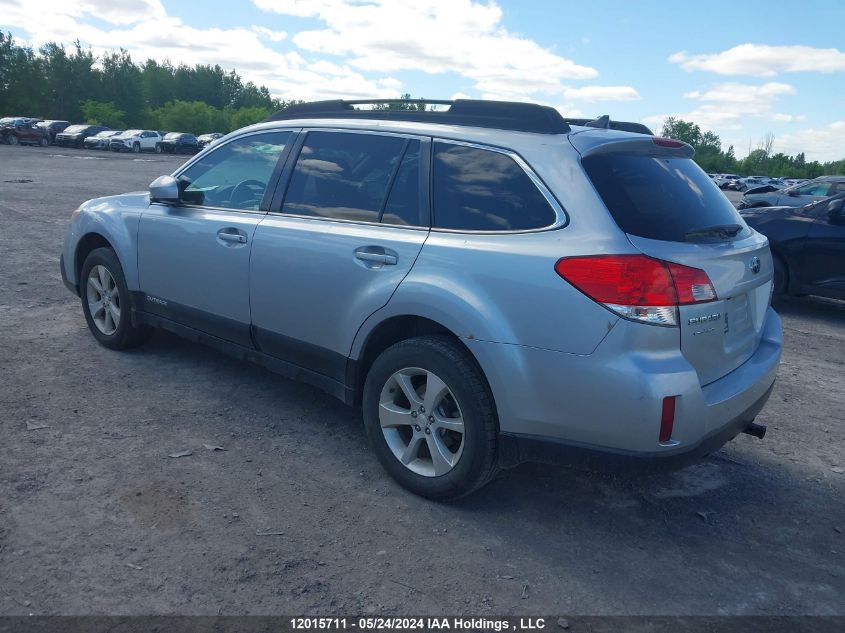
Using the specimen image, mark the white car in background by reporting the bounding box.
[108,130,163,153]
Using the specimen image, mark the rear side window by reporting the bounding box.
[432,142,556,231]
[582,154,746,242]
[283,131,422,225]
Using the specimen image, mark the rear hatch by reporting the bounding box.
[574,133,773,385]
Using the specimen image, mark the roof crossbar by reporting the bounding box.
[264,99,572,134]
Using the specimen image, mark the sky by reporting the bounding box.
[3,0,845,161]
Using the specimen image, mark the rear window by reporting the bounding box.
[582,154,746,242]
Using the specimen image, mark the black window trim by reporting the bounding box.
[267,127,432,231]
[167,128,298,216]
[429,137,568,234]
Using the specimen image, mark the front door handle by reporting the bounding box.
[217,229,247,244]
[354,246,398,266]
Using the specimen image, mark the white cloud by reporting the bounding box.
[4,0,165,25]
[645,81,801,132]
[670,44,845,77]
[3,0,404,101]
[252,26,288,42]
[254,0,598,99]
[562,86,640,102]
[776,120,845,162]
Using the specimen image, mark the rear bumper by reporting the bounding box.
[468,307,782,469]
[499,381,774,471]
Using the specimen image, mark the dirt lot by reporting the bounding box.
[0,144,843,615]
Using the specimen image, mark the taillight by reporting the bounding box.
[554,255,717,326]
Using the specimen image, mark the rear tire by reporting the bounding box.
[362,335,499,500]
[80,247,152,350]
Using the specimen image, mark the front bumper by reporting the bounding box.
[60,253,78,296]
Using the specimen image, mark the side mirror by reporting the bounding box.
[149,175,180,204]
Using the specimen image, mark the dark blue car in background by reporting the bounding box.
[741,192,845,300]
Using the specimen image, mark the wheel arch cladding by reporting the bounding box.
[351,315,497,418]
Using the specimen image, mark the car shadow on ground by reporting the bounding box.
[774,294,845,326]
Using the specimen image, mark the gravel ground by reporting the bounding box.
[0,144,843,615]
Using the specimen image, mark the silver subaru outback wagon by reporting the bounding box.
[60,99,782,499]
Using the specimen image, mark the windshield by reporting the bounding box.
[165,133,183,139]
[121,130,142,137]
[63,125,88,133]
[583,154,749,242]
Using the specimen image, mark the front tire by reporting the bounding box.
[154,143,162,154]
[80,248,152,350]
[8,135,19,146]
[362,336,498,500]
[132,142,141,153]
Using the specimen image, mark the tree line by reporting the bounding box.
[0,32,299,134]
[661,118,844,179]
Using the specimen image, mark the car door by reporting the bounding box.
[250,129,430,383]
[801,195,845,298]
[137,130,294,346]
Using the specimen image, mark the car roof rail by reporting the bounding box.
[264,99,572,134]
[563,117,653,135]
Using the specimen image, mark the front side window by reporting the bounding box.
[282,131,421,225]
[432,142,557,231]
[794,182,832,196]
[178,131,291,211]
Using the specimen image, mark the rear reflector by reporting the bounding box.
[660,396,676,443]
[554,255,717,326]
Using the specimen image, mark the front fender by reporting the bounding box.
[63,194,147,291]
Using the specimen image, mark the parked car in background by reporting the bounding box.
[0,116,34,128]
[56,124,111,148]
[83,130,123,150]
[35,120,70,143]
[109,130,163,153]
[197,132,223,150]
[739,176,845,209]
[1,119,50,146]
[60,98,781,499]
[741,193,845,300]
[715,174,742,189]
[161,132,199,154]
[743,178,787,195]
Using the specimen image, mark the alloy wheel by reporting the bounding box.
[86,265,121,335]
[378,367,465,477]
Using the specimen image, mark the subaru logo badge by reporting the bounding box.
[750,256,761,274]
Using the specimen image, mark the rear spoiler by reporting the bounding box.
[571,135,695,159]
[563,116,654,135]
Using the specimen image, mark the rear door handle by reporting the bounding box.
[354,247,398,266]
[217,229,247,244]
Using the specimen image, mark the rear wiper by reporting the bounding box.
[683,224,743,241]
